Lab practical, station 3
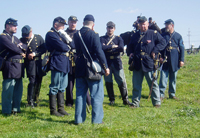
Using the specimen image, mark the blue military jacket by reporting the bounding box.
[0,30,26,79]
[45,28,70,74]
[100,34,124,70]
[20,34,46,77]
[128,29,166,72]
[73,26,108,78]
[161,31,184,72]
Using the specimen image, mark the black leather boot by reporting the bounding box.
[118,82,133,106]
[105,82,115,105]
[49,94,63,116]
[27,83,35,108]
[57,92,70,115]
[33,82,42,106]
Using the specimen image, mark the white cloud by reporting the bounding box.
[114,8,139,14]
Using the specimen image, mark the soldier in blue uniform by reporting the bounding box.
[159,19,184,101]
[74,15,110,124]
[128,16,166,107]
[20,25,46,107]
[65,16,91,107]
[0,18,26,115]
[100,21,132,106]
[45,17,70,116]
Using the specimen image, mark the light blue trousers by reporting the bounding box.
[132,69,161,107]
[2,78,23,114]
[49,70,68,95]
[159,70,178,98]
[75,77,104,124]
[104,63,125,86]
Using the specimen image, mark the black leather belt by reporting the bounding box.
[140,52,150,57]
[54,51,69,57]
[7,58,23,63]
[108,55,121,59]
[166,46,179,51]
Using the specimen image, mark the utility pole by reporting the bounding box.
[188,28,190,48]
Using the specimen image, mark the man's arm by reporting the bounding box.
[178,35,184,67]
[151,32,166,55]
[46,32,70,52]
[93,33,109,72]
[100,37,113,51]
[0,35,24,55]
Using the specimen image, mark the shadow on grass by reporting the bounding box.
[141,94,149,99]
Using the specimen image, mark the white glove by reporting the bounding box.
[58,30,72,43]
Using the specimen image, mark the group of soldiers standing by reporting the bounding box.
[0,14,184,124]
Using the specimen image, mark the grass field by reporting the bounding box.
[0,53,199,138]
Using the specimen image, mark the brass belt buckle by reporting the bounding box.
[110,56,114,59]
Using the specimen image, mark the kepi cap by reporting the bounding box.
[53,17,67,25]
[21,25,31,38]
[164,19,174,25]
[5,18,18,26]
[68,16,78,21]
[84,14,95,22]
[107,21,115,28]
[138,16,147,23]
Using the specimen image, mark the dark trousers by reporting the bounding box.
[66,72,91,106]
[28,75,43,102]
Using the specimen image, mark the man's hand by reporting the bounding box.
[28,53,35,60]
[104,68,110,76]
[21,53,26,58]
[179,61,184,67]
[151,52,155,59]
[129,53,134,58]
[112,45,118,48]
[159,58,163,64]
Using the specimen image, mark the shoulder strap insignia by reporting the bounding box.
[118,35,120,37]
[0,33,6,36]
[48,30,54,33]
[95,31,98,34]
[154,30,157,33]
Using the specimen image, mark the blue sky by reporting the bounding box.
[0,0,199,49]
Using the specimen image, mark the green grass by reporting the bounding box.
[0,53,200,138]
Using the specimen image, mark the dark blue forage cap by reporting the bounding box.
[53,17,67,25]
[68,16,78,21]
[5,18,18,26]
[83,14,95,22]
[164,19,174,25]
[138,16,147,23]
[21,25,31,38]
[107,21,115,28]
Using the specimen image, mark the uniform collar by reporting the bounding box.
[106,33,114,38]
[66,28,76,33]
[3,30,13,36]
